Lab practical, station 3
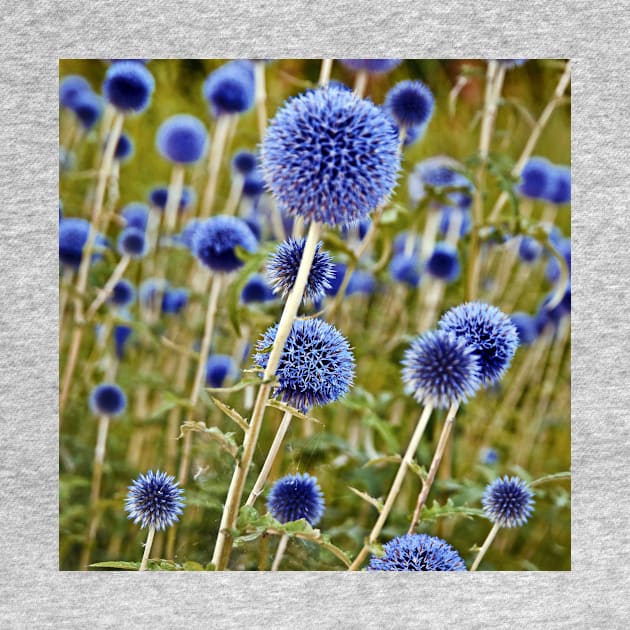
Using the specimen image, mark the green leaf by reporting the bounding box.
[207,395,249,432]
[177,422,238,458]
[348,486,383,512]
[530,471,571,488]
[89,561,140,571]
[266,398,322,424]
[418,499,485,523]
[321,232,358,262]
[182,561,204,571]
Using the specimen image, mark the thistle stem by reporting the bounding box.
[470,521,502,571]
[85,255,130,321]
[164,164,185,235]
[254,61,267,140]
[408,401,460,533]
[353,70,368,98]
[271,533,289,571]
[200,115,232,218]
[349,404,434,571]
[139,526,156,571]
[224,175,244,216]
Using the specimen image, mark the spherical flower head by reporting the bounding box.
[71,90,103,130]
[389,253,421,288]
[368,534,467,571]
[384,80,434,129]
[482,475,535,528]
[480,447,499,466]
[266,238,334,303]
[408,156,472,207]
[156,114,208,164]
[427,243,460,282]
[149,186,195,212]
[59,217,89,268]
[205,354,238,388]
[241,273,275,304]
[267,473,325,526]
[121,203,150,232]
[262,86,400,227]
[102,61,155,113]
[510,312,538,345]
[517,157,553,200]
[117,227,148,258]
[179,218,202,250]
[60,75,91,108]
[109,279,136,308]
[545,165,571,205]
[347,270,376,296]
[114,323,133,360]
[254,318,355,410]
[232,150,257,176]
[402,330,481,409]
[202,60,255,117]
[89,383,127,417]
[439,302,519,387]
[518,236,542,263]
[340,59,402,74]
[161,287,188,314]
[125,470,185,531]
[192,215,257,272]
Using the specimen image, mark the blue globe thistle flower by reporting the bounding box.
[112,132,134,162]
[510,312,538,345]
[480,447,499,466]
[121,202,150,232]
[192,215,258,273]
[202,60,255,117]
[439,302,520,387]
[178,218,202,250]
[254,318,355,410]
[242,170,266,199]
[323,262,347,297]
[60,75,91,108]
[71,90,103,130]
[125,470,185,531]
[117,227,148,258]
[384,80,434,129]
[232,150,257,175]
[114,323,133,360]
[518,236,542,263]
[266,238,334,302]
[89,383,127,417]
[241,273,275,304]
[139,278,168,311]
[262,86,400,227]
[267,473,325,526]
[482,475,535,528]
[109,279,135,308]
[544,165,571,205]
[149,186,195,213]
[427,243,461,282]
[59,217,90,268]
[347,270,376,296]
[402,330,481,409]
[368,533,467,572]
[161,287,188,314]
[388,253,421,288]
[340,59,402,74]
[156,114,208,164]
[408,157,473,208]
[517,157,553,200]
[102,61,155,113]
[438,208,472,238]
[545,237,571,283]
[205,354,238,388]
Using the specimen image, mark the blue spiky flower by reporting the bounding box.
[232,150,257,176]
[401,330,481,409]
[482,475,535,528]
[192,215,258,272]
[267,473,325,526]
[124,470,185,531]
[117,227,148,258]
[262,86,400,227]
[517,157,553,200]
[368,534,467,571]
[340,59,402,74]
[161,287,188,314]
[205,354,238,388]
[103,61,155,113]
[109,279,135,308]
[426,242,460,282]
[89,383,127,417]
[266,238,334,302]
[254,318,355,410]
[384,79,434,129]
[439,302,519,387]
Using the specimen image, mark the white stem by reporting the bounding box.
[254,61,267,140]
[86,255,130,320]
[224,175,244,216]
[319,59,333,86]
[139,526,156,571]
[200,115,232,218]
[471,521,502,571]
[353,70,368,97]
[164,164,185,234]
[420,209,440,262]
[271,534,289,571]
[445,211,464,247]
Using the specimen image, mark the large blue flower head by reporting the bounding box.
[121,202,150,232]
[71,90,103,130]
[102,61,155,113]
[117,227,148,258]
[340,59,402,74]
[439,302,519,387]
[205,354,238,388]
[202,60,255,117]
[156,114,208,164]
[254,318,355,411]
[109,279,136,308]
[125,470,185,531]
[60,75,91,108]
[427,243,461,282]
[192,215,258,273]
[241,273,275,304]
[384,79,434,129]
[149,186,195,213]
[544,165,571,205]
[267,473,325,526]
[89,383,127,417]
[388,253,421,288]
[262,86,400,227]
[266,237,334,303]
[482,475,535,528]
[517,157,554,200]
[368,534,467,572]
[402,330,482,409]
[59,217,90,268]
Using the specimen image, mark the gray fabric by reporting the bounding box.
[1,0,629,627]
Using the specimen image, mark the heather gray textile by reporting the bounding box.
[1,1,629,627]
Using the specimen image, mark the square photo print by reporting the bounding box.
[59,58,571,571]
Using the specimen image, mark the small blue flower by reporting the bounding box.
[192,215,258,273]
[59,218,90,268]
[149,186,195,213]
[347,270,376,296]
[117,227,148,258]
[518,236,542,263]
[439,302,519,387]
[205,354,238,388]
[161,287,188,314]
[426,243,460,282]
[71,91,103,130]
[262,86,400,227]
[389,253,421,288]
[112,132,134,162]
[510,312,538,345]
[368,533,467,571]
[384,80,434,129]
[267,473,325,526]
[266,238,334,303]
[125,470,185,531]
[402,330,482,408]
[89,383,127,417]
[254,318,355,410]
[544,165,571,205]
[408,157,472,208]
[242,170,266,199]
[202,60,255,117]
[103,61,155,113]
[121,203,150,232]
[482,475,535,528]
[156,114,208,164]
[114,323,133,360]
[340,59,402,74]
[517,157,553,200]
[241,274,275,304]
[60,75,91,108]
[232,150,257,175]
[109,279,136,308]
[178,218,202,250]
[479,447,499,466]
